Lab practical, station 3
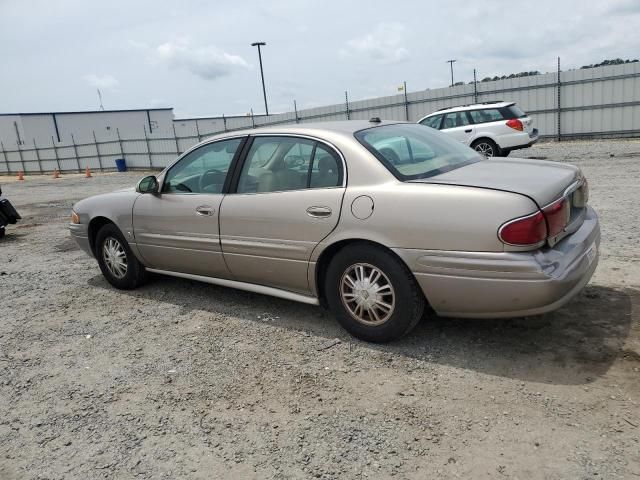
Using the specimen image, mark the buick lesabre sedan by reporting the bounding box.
[70,120,599,342]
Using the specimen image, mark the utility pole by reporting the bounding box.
[446,59,457,86]
[251,42,269,115]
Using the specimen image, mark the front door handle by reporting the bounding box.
[306,206,332,218]
[465,129,472,133]
[196,205,215,216]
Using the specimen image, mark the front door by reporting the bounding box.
[441,111,475,145]
[220,135,345,294]
[133,137,246,278]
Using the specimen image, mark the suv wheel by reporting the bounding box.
[472,138,500,157]
[325,243,425,343]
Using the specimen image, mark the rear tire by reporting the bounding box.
[324,243,425,343]
[471,138,500,157]
[95,223,148,290]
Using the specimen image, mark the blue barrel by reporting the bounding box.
[115,158,127,172]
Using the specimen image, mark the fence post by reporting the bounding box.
[250,108,255,128]
[17,142,25,173]
[51,136,61,172]
[71,134,81,172]
[222,114,227,132]
[116,128,125,166]
[92,131,103,171]
[33,139,43,174]
[1,141,9,174]
[403,81,409,121]
[143,126,153,167]
[473,69,478,103]
[345,91,350,120]
[557,56,562,142]
[195,121,202,142]
[172,124,180,155]
[294,100,299,123]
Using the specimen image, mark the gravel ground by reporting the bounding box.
[1,139,639,479]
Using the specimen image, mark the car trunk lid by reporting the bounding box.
[412,157,580,207]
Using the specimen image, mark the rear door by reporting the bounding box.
[219,135,345,294]
[441,111,475,145]
[132,137,246,278]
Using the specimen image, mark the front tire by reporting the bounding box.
[95,223,147,289]
[471,138,500,157]
[324,243,425,343]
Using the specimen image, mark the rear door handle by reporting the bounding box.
[306,206,332,218]
[465,129,472,133]
[196,205,215,216]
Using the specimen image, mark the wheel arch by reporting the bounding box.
[87,216,118,257]
[313,238,428,308]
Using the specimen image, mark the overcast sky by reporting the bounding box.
[2,0,639,118]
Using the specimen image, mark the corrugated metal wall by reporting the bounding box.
[2,62,640,174]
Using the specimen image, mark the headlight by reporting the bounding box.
[71,211,80,224]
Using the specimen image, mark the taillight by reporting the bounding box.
[543,197,570,237]
[506,119,523,131]
[499,211,547,246]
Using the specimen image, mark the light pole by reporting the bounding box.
[446,59,457,86]
[251,42,269,116]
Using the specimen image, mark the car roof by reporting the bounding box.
[423,101,515,117]
[207,119,407,140]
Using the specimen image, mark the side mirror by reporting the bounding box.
[136,175,159,194]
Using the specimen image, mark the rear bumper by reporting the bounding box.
[69,223,93,257]
[497,129,539,151]
[394,206,600,318]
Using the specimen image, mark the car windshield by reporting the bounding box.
[355,124,483,180]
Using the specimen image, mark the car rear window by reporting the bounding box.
[468,108,504,123]
[355,124,482,180]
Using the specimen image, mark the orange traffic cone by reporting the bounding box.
[18,170,24,181]
[53,169,60,179]
[85,166,92,178]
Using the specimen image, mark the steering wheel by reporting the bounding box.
[199,168,224,193]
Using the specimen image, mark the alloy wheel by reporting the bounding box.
[102,237,128,279]
[474,142,495,157]
[340,263,395,326]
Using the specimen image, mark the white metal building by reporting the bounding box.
[0,108,175,149]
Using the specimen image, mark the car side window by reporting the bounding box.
[420,114,443,129]
[468,109,504,124]
[236,137,343,193]
[163,138,242,194]
[442,112,471,129]
[309,144,342,188]
[237,137,314,193]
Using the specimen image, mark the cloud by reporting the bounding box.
[607,0,640,15]
[340,23,409,64]
[152,38,250,80]
[84,74,119,90]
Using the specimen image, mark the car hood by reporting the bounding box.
[412,157,580,206]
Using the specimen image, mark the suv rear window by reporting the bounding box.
[506,105,526,118]
[355,124,482,180]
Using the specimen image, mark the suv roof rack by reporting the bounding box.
[435,100,506,112]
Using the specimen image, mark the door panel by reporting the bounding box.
[132,137,245,278]
[219,188,344,293]
[133,193,228,277]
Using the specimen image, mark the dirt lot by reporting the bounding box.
[1,139,639,479]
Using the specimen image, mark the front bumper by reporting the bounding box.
[394,206,600,318]
[69,223,93,257]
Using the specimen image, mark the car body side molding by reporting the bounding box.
[145,268,320,305]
